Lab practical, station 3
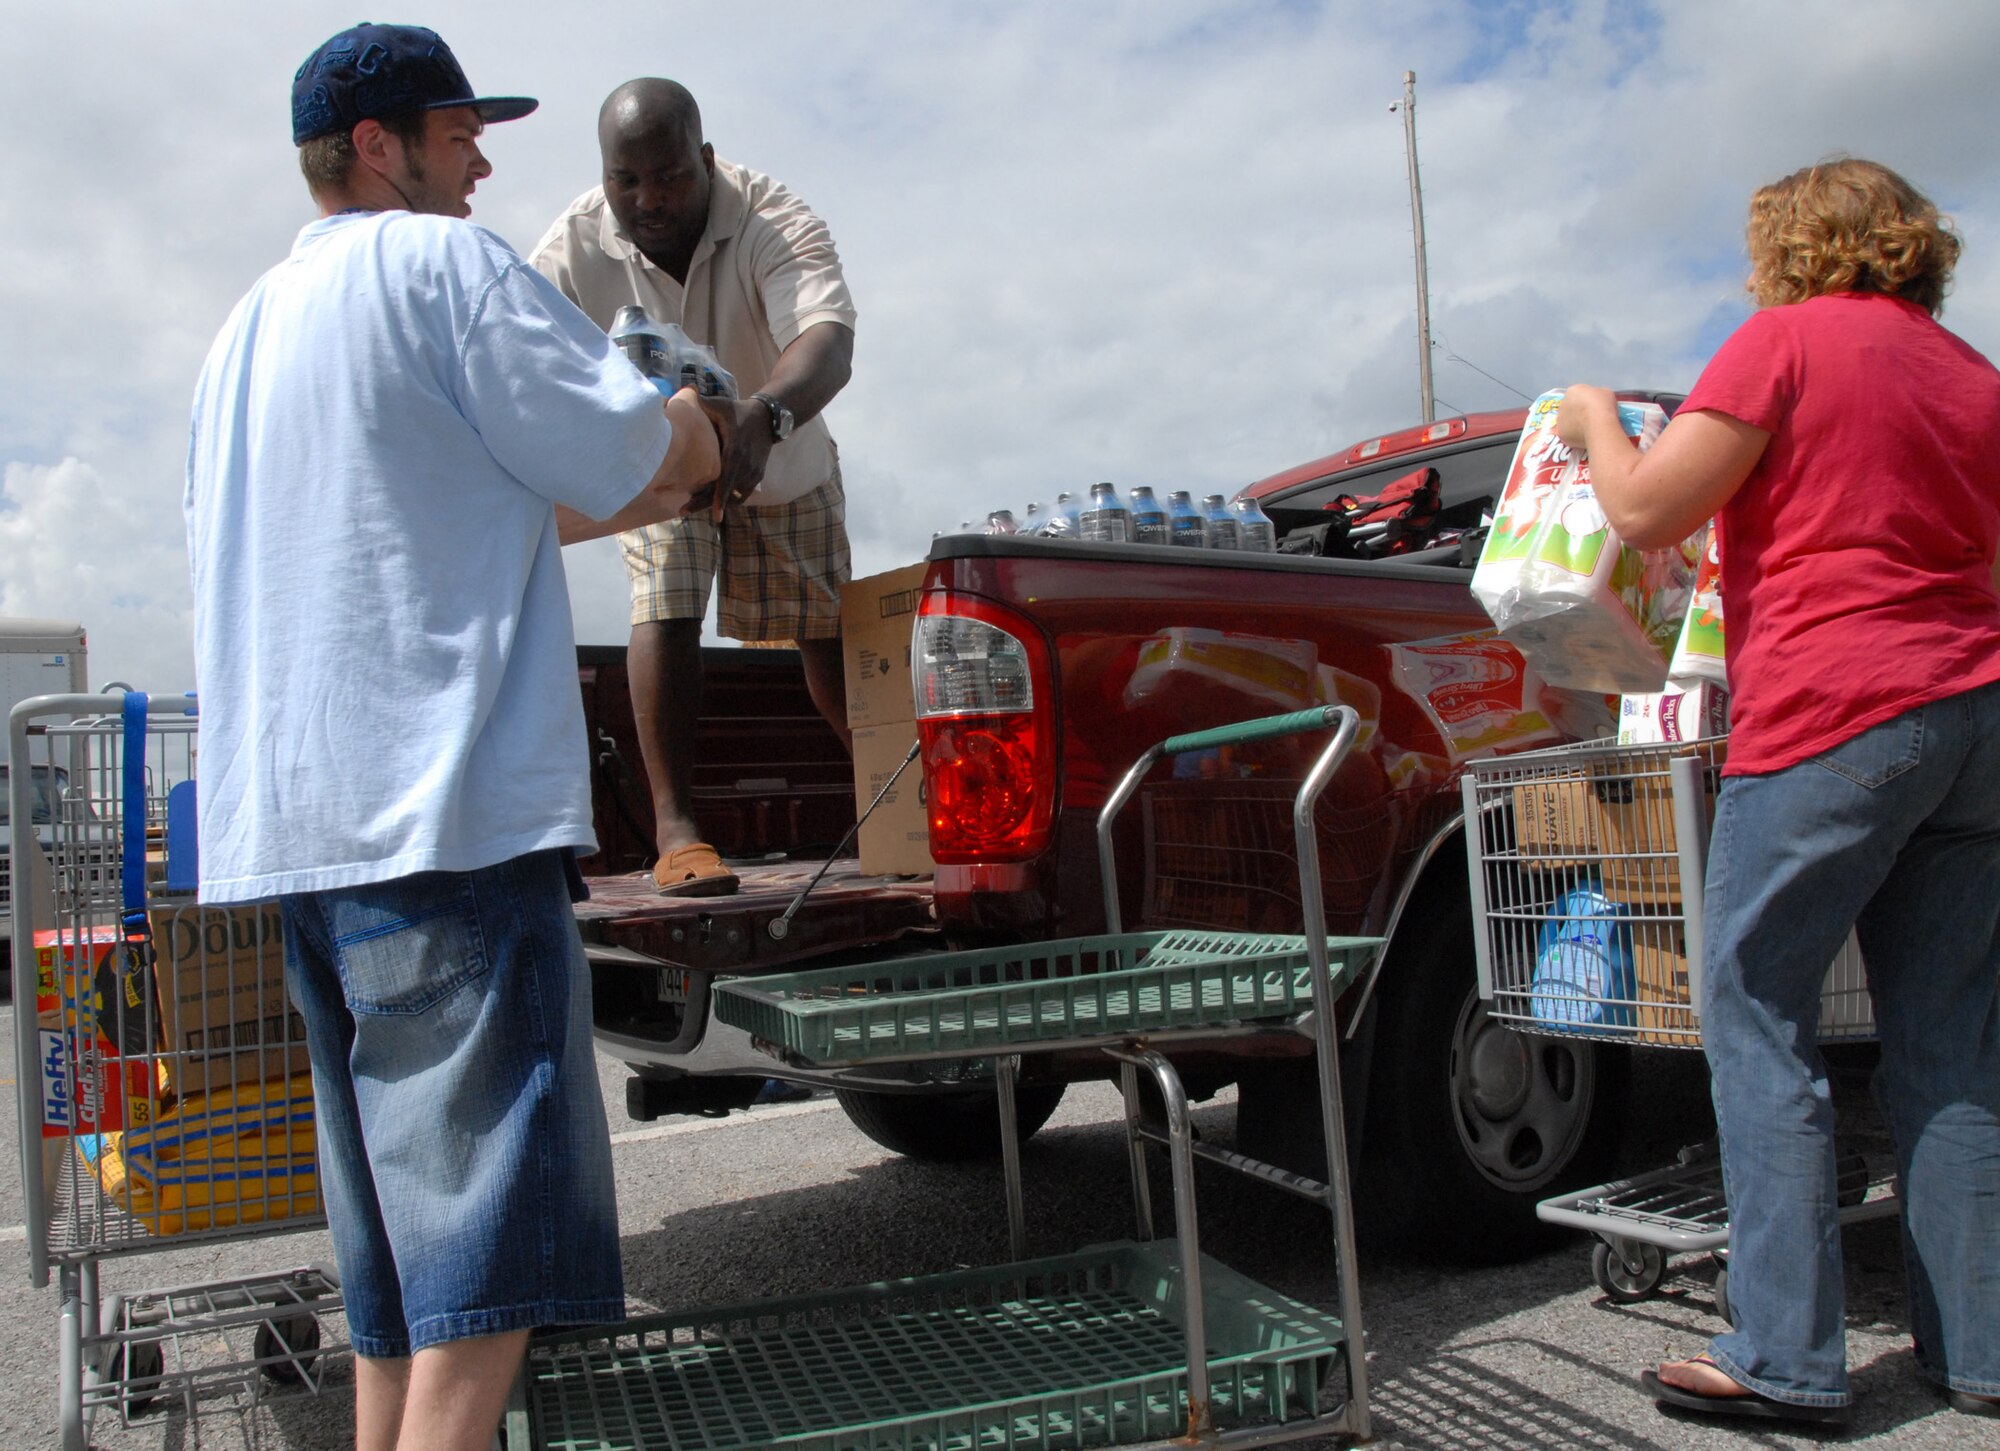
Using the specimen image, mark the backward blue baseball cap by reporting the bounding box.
[292,23,538,145]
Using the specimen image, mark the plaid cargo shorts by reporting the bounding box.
[621,470,850,642]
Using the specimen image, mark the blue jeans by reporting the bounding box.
[1701,681,2000,1407]
[281,851,624,1358]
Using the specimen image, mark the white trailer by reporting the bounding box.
[0,618,88,720]
[1,619,90,985]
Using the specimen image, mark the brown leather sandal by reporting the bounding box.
[652,842,740,897]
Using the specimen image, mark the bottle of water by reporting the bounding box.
[1077,481,1132,543]
[1230,493,1277,553]
[609,304,737,398]
[1128,486,1169,546]
[1166,490,1207,548]
[1021,501,1044,534]
[1040,492,1081,539]
[1201,494,1240,550]
[985,509,1019,535]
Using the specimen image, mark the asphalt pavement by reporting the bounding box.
[0,1002,1980,1450]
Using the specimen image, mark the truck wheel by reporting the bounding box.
[834,1084,1067,1161]
[1358,882,1627,1264]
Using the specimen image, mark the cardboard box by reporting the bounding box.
[853,723,933,876]
[34,926,159,1138]
[1513,765,1696,902]
[841,563,928,729]
[1629,922,1699,1045]
[148,900,310,1096]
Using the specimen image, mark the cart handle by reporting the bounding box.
[1097,704,1360,936]
[1159,705,1347,757]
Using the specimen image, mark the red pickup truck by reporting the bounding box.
[577,393,1681,1262]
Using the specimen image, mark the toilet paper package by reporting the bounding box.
[1668,523,1727,689]
[1472,391,1695,693]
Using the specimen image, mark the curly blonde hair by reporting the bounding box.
[1745,158,1961,317]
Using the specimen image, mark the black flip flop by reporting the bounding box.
[1949,1390,2000,1418]
[1640,1369,1850,1426]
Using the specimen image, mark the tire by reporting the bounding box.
[115,1338,165,1418]
[255,1313,321,1386]
[1356,879,1628,1264]
[1592,1237,1665,1301]
[835,1083,1067,1161]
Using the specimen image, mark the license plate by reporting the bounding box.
[658,968,690,1003]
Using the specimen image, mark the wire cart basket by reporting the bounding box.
[9,692,348,1449]
[1460,733,1898,1313]
[503,706,1383,1451]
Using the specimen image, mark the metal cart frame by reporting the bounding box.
[10,692,348,1448]
[506,705,1380,1451]
[1460,733,1895,1312]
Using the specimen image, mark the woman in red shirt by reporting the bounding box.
[1559,158,2000,1426]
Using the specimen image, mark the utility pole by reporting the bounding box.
[1393,70,1435,423]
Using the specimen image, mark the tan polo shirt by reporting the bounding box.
[530,157,855,505]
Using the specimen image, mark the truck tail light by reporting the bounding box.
[913,596,1056,862]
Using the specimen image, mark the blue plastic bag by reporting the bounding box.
[1531,883,1635,1032]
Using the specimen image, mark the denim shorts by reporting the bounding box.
[281,850,624,1358]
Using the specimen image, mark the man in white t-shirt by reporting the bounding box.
[183,25,723,1451]
[532,78,857,897]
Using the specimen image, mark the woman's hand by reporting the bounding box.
[1555,386,1620,452]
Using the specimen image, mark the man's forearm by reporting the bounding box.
[558,390,721,545]
[756,322,854,426]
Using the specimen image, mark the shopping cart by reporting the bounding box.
[504,705,1382,1451]
[9,691,348,1449]
[1460,734,1898,1315]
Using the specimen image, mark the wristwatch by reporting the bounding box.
[751,391,794,443]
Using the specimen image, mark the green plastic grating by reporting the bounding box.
[520,1240,1347,1451]
[711,931,1380,1066]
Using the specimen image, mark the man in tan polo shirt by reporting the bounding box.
[532,78,856,895]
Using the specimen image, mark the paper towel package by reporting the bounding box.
[1617,685,1730,744]
[1669,523,1727,689]
[1472,391,1695,693]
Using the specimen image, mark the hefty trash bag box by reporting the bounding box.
[1629,922,1698,1045]
[1472,390,1698,693]
[34,926,160,1139]
[148,900,310,1097]
[841,564,927,730]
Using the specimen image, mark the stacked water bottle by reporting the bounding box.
[952,482,1276,552]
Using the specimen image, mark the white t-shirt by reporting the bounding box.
[184,210,671,903]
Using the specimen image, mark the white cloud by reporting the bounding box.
[6,0,2000,682]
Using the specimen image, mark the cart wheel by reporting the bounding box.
[255,1314,321,1386]
[116,1338,166,1417]
[1713,1264,1735,1327]
[1591,1238,1665,1301]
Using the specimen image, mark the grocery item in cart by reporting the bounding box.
[1472,391,1696,693]
[1668,522,1728,688]
[1617,684,1729,744]
[79,1070,320,1236]
[1530,883,1635,1031]
[34,925,160,1138]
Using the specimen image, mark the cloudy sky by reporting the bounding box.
[6,0,1998,691]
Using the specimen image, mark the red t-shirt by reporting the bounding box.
[1680,291,2000,774]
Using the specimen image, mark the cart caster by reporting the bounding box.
[1592,1237,1665,1302]
[1713,1264,1735,1327]
[116,1338,166,1417]
[255,1313,321,1386]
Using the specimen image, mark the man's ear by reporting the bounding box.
[351,118,399,178]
